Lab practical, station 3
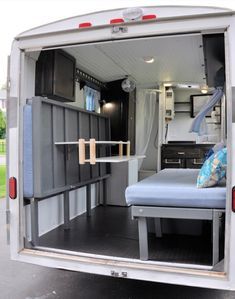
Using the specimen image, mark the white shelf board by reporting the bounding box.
[55,141,130,145]
[94,155,145,163]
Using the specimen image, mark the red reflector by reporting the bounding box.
[142,14,157,20]
[110,18,124,24]
[232,187,235,212]
[9,177,17,199]
[79,22,92,28]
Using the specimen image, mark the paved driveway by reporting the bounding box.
[0,198,234,299]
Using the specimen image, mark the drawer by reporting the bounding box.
[161,158,185,169]
[161,145,212,159]
[162,146,186,157]
[186,158,204,169]
[184,148,201,158]
[198,148,211,160]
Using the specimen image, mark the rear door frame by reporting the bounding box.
[8,12,235,289]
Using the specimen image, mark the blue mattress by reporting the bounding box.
[125,169,226,209]
[23,103,34,198]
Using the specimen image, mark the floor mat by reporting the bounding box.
[38,206,212,265]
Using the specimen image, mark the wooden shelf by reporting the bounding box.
[55,139,138,164]
[175,102,191,104]
[93,155,145,163]
[55,141,130,145]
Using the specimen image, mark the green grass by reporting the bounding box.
[0,139,6,154]
[0,165,6,198]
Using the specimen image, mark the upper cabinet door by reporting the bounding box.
[35,49,76,102]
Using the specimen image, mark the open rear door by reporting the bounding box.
[6,55,10,244]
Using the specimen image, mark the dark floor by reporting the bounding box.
[39,206,212,265]
[1,199,235,299]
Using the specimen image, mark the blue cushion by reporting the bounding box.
[204,142,225,162]
[197,148,227,188]
[204,148,214,161]
[125,169,226,209]
[23,104,34,198]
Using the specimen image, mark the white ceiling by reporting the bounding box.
[65,34,206,87]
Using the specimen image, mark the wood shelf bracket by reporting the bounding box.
[77,139,131,165]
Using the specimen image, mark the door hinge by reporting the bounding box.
[112,26,128,34]
[7,79,11,92]
[7,55,11,93]
[6,209,10,245]
[6,209,10,224]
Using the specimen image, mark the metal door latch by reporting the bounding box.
[111,271,128,278]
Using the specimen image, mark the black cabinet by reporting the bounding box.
[101,80,136,155]
[203,34,225,87]
[35,49,76,102]
[161,144,213,170]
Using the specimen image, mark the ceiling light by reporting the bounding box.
[176,83,200,89]
[200,84,209,94]
[143,56,155,64]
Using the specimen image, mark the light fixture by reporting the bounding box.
[121,77,136,93]
[176,83,200,89]
[143,56,155,64]
[164,83,173,87]
[104,103,113,109]
[123,7,143,21]
[200,84,209,94]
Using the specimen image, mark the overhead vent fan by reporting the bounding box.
[121,77,136,93]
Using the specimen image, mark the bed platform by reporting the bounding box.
[125,169,226,266]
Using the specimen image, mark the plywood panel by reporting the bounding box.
[40,103,54,191]
[79,112,91,181]
[99,118,110,176]
[53,105,66,188]
[29,97,110,198]
[90,115,100,178]
[65,109,79,184]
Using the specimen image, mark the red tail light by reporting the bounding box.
[142,14,157,20]
[110,18,124,24]
[232,187,235,212]
[79,22,92,28]
[9,177,17,199]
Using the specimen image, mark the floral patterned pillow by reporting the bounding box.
[197,148,227,188]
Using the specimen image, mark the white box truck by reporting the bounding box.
[6,5,235,290]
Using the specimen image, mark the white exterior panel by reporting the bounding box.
[14,249,232,290]
[18,15,232,51]
[16,6,231,39]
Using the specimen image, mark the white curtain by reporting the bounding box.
[136,89,157,169]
